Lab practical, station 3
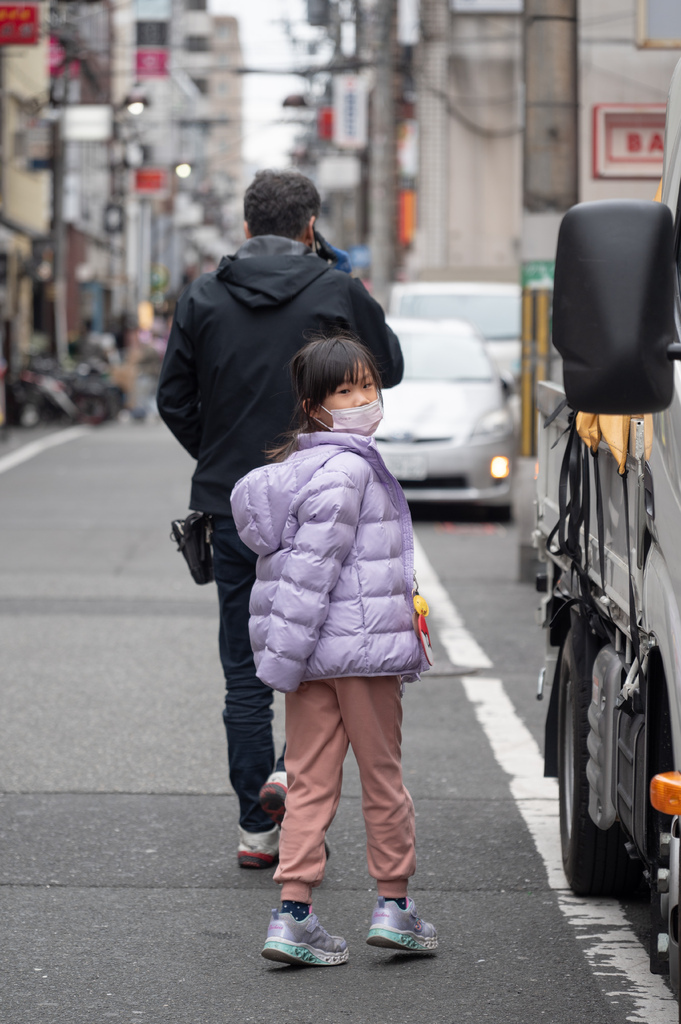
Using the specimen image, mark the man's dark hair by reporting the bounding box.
[243,170,321,240]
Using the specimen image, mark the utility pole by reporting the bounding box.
[516,0,578,581]
[368,0,396,309]
[52,115,68,363]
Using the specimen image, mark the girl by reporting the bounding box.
[230,330,437,967]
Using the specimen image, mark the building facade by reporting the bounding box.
[414,0,679,284]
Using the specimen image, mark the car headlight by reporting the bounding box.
[471,407,512,439]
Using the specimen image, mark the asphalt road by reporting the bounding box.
[0,422,676,1024]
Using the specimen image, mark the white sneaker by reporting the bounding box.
[237,823,280,869]
[259,770,288,825]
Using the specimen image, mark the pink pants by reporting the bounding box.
[274,675,416,905]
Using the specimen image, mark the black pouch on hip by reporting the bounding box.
[170,512,214,585]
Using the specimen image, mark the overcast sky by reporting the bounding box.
[208,0,313,174]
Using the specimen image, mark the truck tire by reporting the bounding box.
[557,625,642,896]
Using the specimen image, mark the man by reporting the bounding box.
[158,170,403,868]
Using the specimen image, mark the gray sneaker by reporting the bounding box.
[261,909,349,966]
[366,897,438,951]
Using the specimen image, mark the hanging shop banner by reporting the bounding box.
[0,5,38,45]
[333,75,368,150]
[397,120,418,182]
[49,37,79,78]
[317,106,333,141]
[136,48,169,77]
[593,104,665,178]
[398,189,416,247]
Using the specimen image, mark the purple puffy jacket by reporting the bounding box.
[230,432,429,692]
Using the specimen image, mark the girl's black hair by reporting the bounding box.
[268,328,382,462]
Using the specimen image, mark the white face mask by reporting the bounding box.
[319,397,383,436]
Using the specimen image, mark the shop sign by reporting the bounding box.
[593,104,665,178]
[398,120,418,181]
[398,189,416,247]
[136,48,169,77]
[134,167,169,195]
[49,37,79,78]
[0,5,38,46]
[348,244,370,269]
[333,75,368,150]
[317,106,333,141]
[25,117,52,170]
[63,105,113,142]
[521,260,555,290]
[317,154,361,190]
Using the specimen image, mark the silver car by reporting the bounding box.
[377,318,515,515]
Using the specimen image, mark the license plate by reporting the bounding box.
[382,452,428,480]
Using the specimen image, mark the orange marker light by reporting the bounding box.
[491,456,510,480]
[650,771,681,815]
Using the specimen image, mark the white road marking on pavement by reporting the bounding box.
[460,675,676,1022]
[413,534,492,671]
[0,427,90,476]
[413,534,676,1021]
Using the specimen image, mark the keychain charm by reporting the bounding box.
[413,577,434,666]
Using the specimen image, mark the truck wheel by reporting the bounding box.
[557,626,642,896]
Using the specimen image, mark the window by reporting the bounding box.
[192,77,209,94]
[398,331,494,382]
[136,21,168,46]
[185,35,209,51]
[216,22,231,38]
[186,0,207,8]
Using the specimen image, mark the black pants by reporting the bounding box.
[212,515,285,832]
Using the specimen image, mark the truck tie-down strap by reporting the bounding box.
[546,410,643,671]
[546,413,612,643]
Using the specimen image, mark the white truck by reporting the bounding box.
[536,58,681,1005]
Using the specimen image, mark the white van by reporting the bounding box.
[389,281,521,379]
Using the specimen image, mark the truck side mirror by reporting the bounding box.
[553,199,675,414]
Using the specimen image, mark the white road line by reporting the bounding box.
[414,535,676,1022]
[0,427,90,476]
[413,534,492,671]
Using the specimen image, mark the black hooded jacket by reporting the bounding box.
[157,235,404,515]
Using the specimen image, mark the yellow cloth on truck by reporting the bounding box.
[576,412,653,474]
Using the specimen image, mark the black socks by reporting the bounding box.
[281,900,311,921]
[281,897,407,919]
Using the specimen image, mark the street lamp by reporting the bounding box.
[123,84,149,116]
[175,162,192,179]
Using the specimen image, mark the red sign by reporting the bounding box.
[0,5,38,45]
[49,35,79,77]
[134,168,169,194]
[136,48,168,78]
[317,107,333,141]
[593,104,666,179]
